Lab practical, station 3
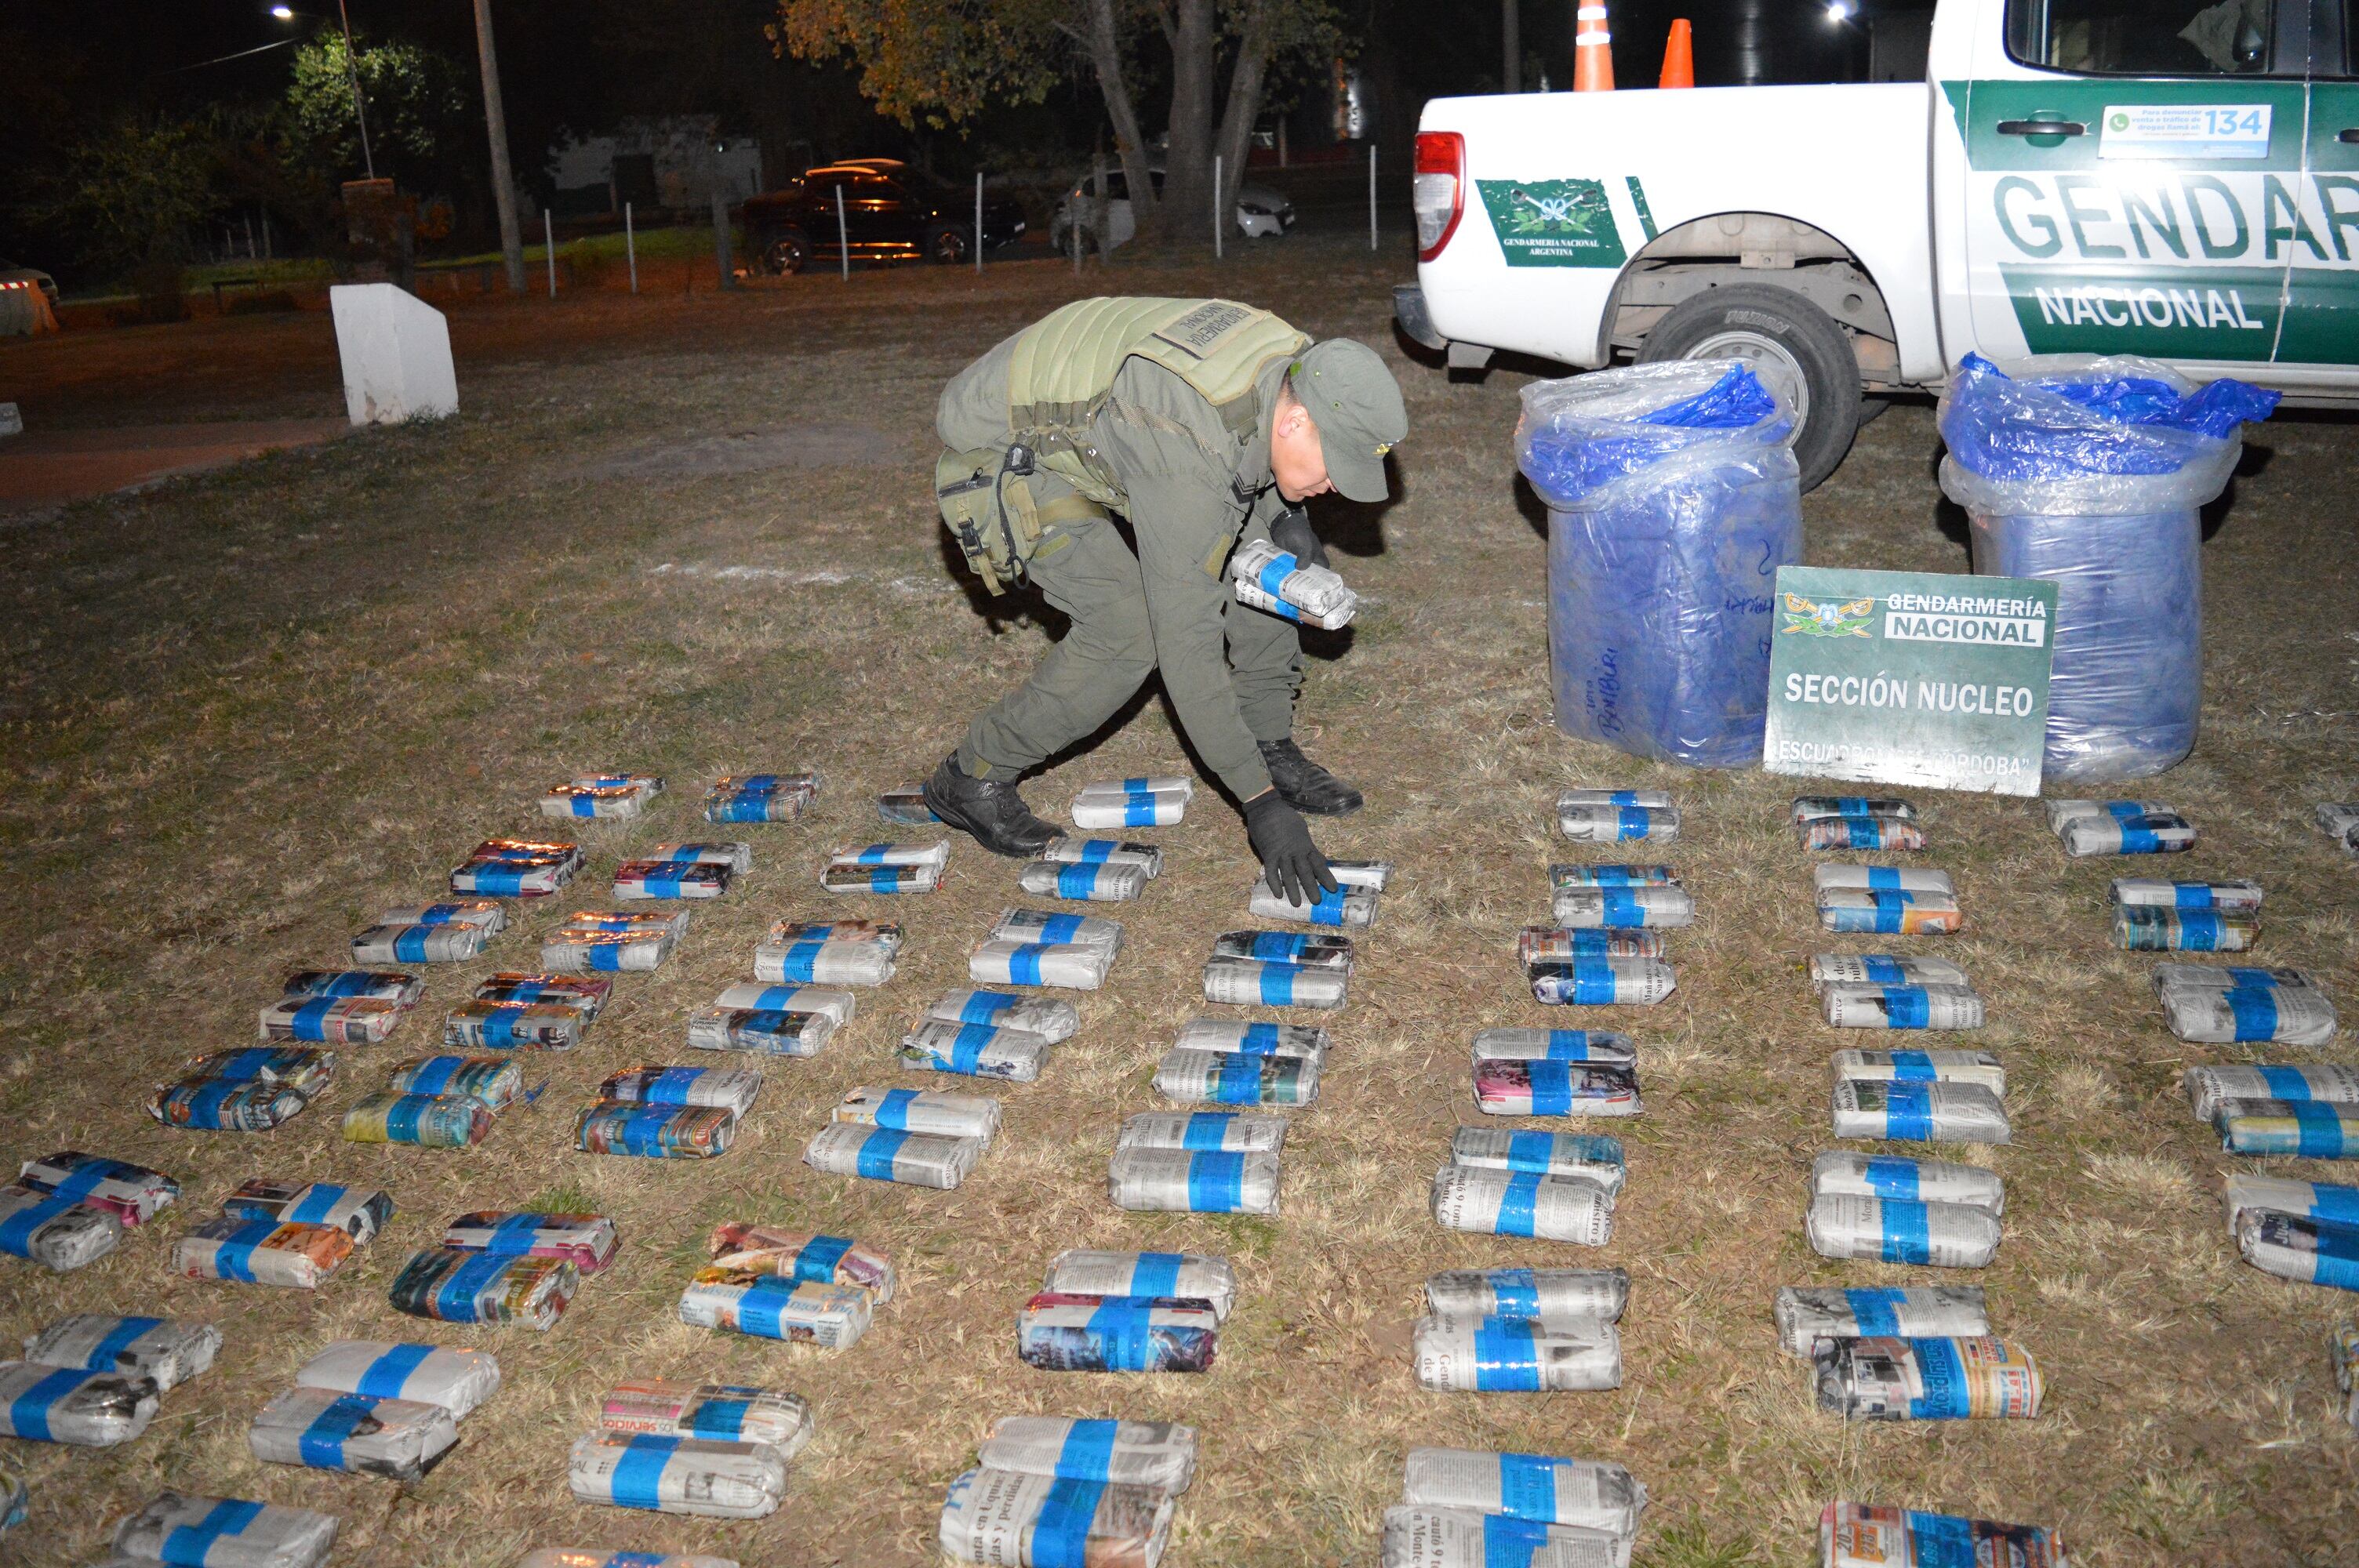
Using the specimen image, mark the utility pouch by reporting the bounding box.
[935,446,1018,593]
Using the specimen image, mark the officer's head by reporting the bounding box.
[1270,339,1408,505]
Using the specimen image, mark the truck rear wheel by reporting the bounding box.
[1637,283,1862,492]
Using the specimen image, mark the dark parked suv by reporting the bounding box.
[742,162,1027,274]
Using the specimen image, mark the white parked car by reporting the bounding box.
[1050,165,1295,250]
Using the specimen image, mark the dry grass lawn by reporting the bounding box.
[2,234,2356,1567]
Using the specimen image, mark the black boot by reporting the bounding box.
[1257,738,1363,815]
[921,754,1060,857]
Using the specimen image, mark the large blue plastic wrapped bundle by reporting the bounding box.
[1515,361,1801,768]
[1938,354,2277,782]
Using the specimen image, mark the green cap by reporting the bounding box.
[1294,338,1407,503]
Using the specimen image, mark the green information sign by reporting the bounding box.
[1474,179,1628,268]
[1761,566,2059,797]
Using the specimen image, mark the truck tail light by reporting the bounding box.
[1413,131,1466,261]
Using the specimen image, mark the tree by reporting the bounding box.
[35,118,220,271]
[772,0,1336,252]
[287,31,469,179]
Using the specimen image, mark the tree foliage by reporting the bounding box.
[34,118,221,269]
[287,31,469,176]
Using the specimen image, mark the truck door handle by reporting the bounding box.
[1997,118,2085,136]
[2339,128,2359,143]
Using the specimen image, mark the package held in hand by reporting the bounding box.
[1811,1151,2004,1214]
[172,1218,352,1289]
[1806,1193,2000,1269]
[1380,1505,1630,1568]
[1249,877,1379,928]
[706,1222,895,1301]
[388,1247,577,1330]
[351,922,487,965]
[0,1184,122,1271]
[1813,1335,2042,1420]
[1023,858,1150,902]
[613,858,734,901]
[443,1211,617,1272]
[1773,1286,1990,1358]
[1832,1080,2009,1144]
[567,1430,787,1519]
[900,1018,1049,1082]
[249,1385,456,1482]
[0,1363,156,1446]
[939,1466,1175,1568]
[1424,1269,1628,1323]
[2185,1064,2359,1123]
[1808,954,1968,989]
[1550,883,1693,930]
[1015,1293,1219,1373]
[1072,775,1192,829]
[294,1339,501,1419]
[1230,537,1358,627]
[1821,1501,2066,1568]
[2048,799,2195,855]
[2234,1209,2359,1289]
[1474,1058,1642,1118]
[1430,1166,1613,1246]
[1107,1147,1280,1214]
[1176,1018,1330,1058]
[1413,1314,1621,1392]
[1153,1047,1319,1107]
[835,1084,1001,1143]
[1203,956,1347,1009]
[1401,1447,1647,1540]
[1041,1250,1237,1320]
[1528,957,1676,1007]
[1116,1111,1289,1154]
[1816,888,1963,935]
[340,1091,494,1149]
[599,1379,813,1459]
[803,1123,981,1189]
[2213,1098,2359,1158]
[1557,790,1676,843]
[224,1179,395,1243]
[1448,1128,1626,1195]
[109,1494,340,1568]
[1038,836,1163,877]
[704,771,818,823]
[979,1414,1198,1496]
[24,1314,220,1391]
[972,938,1112,992]
[677,1270,871,1348]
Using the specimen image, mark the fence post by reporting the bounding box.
[625,201,638,293]
[543,209,556,296]
[836,187,849,281]
[1213,154,1223,260]
[974,171,983,274]
[1368,145,1378,251]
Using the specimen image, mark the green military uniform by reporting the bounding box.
[933,298,1321,805]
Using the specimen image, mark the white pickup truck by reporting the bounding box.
[1395,0,2359,486]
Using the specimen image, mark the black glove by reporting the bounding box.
[1244,790,1338,906]
[1270,506,1329,570]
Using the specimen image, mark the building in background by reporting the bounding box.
[546,115,764,216]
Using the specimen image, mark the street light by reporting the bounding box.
[271,5,293,17]
[271,3,374,179]
[1825,0,1856,19]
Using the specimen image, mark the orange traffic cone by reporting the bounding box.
[1574,2,1616,91]
[1659,18,1694,88]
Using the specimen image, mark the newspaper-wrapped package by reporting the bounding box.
[2221,1174,2359,1232]
[2156,968,2339,1047]
[1528,958,1677,1007]
[1557,791,1677,843]
[262,993,402,1044]
[1816,889,1964,935]
[755,923,900,986]
[451,837,586,898]
[1041,1250,1237,1321]
[285,968,427,1005]
[567,1430,787,1519]
[1806,1194,2001,1269]
[173,1218,351,1289]
[476,971,610,1018]
[340,1091,495,1149]
[351,922,487,965]
[979,1415,1198,1496]
[2317,801,2359,847]
[2214,1098,2359,1158]
[1424,1269,1628,1323]
[599,1381,813,1459]
[1072,775,1193,830]
[1795,796,1917,824]
[2111,877,2263,911]
[1812,866,1954,898]
[940,1466,1176,1568]
[294,1340,502,1418]
[1230,537,1358,627]
[1379,1505,1630,1568]
[613,859,734,901]
[0,1184,122,1271]
[1518,927,1667,965]
[1813,1335,2043,1420]
[927,989,1080,1042]
[1821,986,1987,1031]
[147,1077,315,1134]
[704,771,819,823]
[2234,1210,2359,1288]
[1830,1049,2005,1094]
[444,1212,618,1272]
[1039,837,1164,877]
[1832,1080,2009,1144]
[0,1363,157,1446]
[1470,1029,1637,1067]
[822,858,941,895]
[827,838,949,880]
[995,908,1126,951]
[1401,1449,1648,1539]
[1116,1112,1289,1154]
[249,1385,456,1481]
[648,840,754,872]
[1550,884,1694,931]
[183,1047,333,1095]
[1211,930,1355,970]
[1811,1152,2005,1215]
[689,1006,834,1058]
[1448,1129,1626,1195]
[24,1315,220,1390]
[445,999,584,1051]
[2152,961,2323,993]
[1772,1287,1991,1358]
[900,1018,1052,1081]
[1430,1166,1613,1246]
[1801,814,1927,852]
[387,1248,578,1329]
[973,939,1113,991]
[2048,799,2195,856]
[599,1065,763,1118]
[1249,878,1380,928]
[878,783,941,825]
[1016,1294,1220,1373]
[2186,1065,2359,1123]
[543,774,663,818]
[377,898,508,932]
[2114,905,2259,952]
[1153,1047,1320,1107]
[1475,1059,1642,1118]
[1820,1501,2065,1568]
[714,981,857,1026]
[1023,858,1150,903]
[19,1152,177,1224]
[110,1494,340,1567]
[1551,864,1676,887]
[540,930,677,975]
[575,1102,738,1159]
[706,1224,896,1301]
[1413,1315,1621,1392]
[1808,955,1969,990]
[834,1085,1001,1143]
[387,1055,522,1110]
[1108,1148,1281,1215]
[677,1270,872,1348]
[1174,1018,1329,1059]
[803,1123,982,1189]
[1203,956,1347,1009]
[224,1181,394,1243]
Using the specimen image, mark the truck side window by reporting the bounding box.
[2008,0,2274,73]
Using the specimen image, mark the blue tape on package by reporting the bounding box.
[1123,797,1154,827]
[355,1343,433,1400]
[1180,1112,1234,1150]
[1249,931,1305,960]
[1863,867,1900,890]
[1130,1252,1182,1298]
[46,1159,139,1202]
[1211,1056,1263,1105]
[1186,1151,1245,1210]
[485,1006,528,1047]
[792,1235,854,1283]
[467,867,526,895]
[286,997,337,1040]
[959,991,1015,1023]
[1887,1048,1936,1078]
[6,1365,91,1442]
[855,1129,911,1179]
[394,927,434,964]
[2310,1219,2359,1288]
[1488,1269,1539,1318]
[1258,553,1298,595]
[1558,960,1616,1004]
[1504,1131,1558,1171]
[856,844,890,864]
[947,1023,994,1073]
[434,1252,511,1320]
[382,1094,429,1145]
[161,1497,267,1565]
[1304,889,1349,927]
[1862,956,1904,984]
[1903,1512,1978,1566]
[1882,1083,1935,1140]
[84,1316,163,1372]
[686,1398,751,1439]
[207,1221,275,1283]
[779,940,824,982]
[1496,1453,1559,1521]
[1077,840,1114,862]
[296,1394,379,1468]
[1598,888,1641,927]
[1471,1318,1542,1392]
[180,1078,245,1130]
[1054,1419,1121,1482]
[1084,1299,1154,1370]
[2227,988,2279,1041]
[1878,1200,1933,1265]
[645,1067,703,1105]
[1616,807,1647,839]
[1009,944,1049,986]
[216,1048,283,1080]
[2119,822,2161,853]
[1038,914,1085,942]
[1241,1022,1281,1052]
[609,1433,682,1508]
[482,1212,544,1255]
[1863,1156,1921,1200]
[2176,911,2224,949]
[1028,1476,1109,1568]
[282,1186,346,1225]
[642,866,685,898]
[2290,1104,2352,1159]
[1526,1062,1576,1115]
[1056,863,1099,899]
[1608,790,1639,806]
[2299,1183,2359,1225]
[315,971,373,993]
[585,942,624,973]
[1257,963,1296,1007]
[734,1277,799,1338]
[873,1088,919,1129]
[1841,818,1882,848]
[1905,1337,1971,1418]
[2259,1065,2314,1100]
[1493,1171,1543,1237]
[866,867,901,892]
[1843,1287,1904,1337]
[1544,1030,1592,1060]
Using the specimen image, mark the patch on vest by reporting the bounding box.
[1152,301,1255,358]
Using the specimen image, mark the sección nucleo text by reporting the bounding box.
[1782,673,2041,717]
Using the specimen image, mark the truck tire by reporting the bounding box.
[1637,283,1862,492]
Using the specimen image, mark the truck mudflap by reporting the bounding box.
[1393,284,1446,350]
